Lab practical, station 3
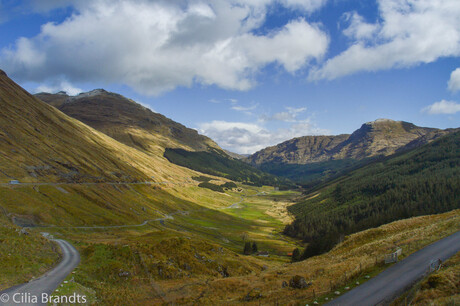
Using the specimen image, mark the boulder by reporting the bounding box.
[289,275,311,289]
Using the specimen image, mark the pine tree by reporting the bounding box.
[252,242,258,254]
[292,248,300,262]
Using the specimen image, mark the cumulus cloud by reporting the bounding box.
[198,117,328,154]
[422,100,460,115]
[448,68,460,92]
[310,0,460,80]
[1,0,328,95]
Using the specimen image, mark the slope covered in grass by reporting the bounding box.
[284,131,460,258]
[36,90,220,158]
[0,70,199,183]
[0,214,59,290]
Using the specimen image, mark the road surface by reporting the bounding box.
[327,230,460,306]
[0,239,80,306]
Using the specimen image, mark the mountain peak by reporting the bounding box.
[365,118,396,125]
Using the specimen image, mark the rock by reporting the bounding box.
[313,301,319,305]
[217,265,229,278]
[20,228,29,235]
[243,288,262,301]
[118,271,130,277]
[289,275,311,289]
[334,291,341,295]
[365,275,370,279]
[345,286,350,290]
[355,281,360,285]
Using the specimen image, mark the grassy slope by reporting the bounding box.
[0,213,60,290]
[36,90,221,157]
[284,131,460,256]
[0,70,200,184]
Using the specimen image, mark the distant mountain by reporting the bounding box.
[35,90,220,157]
[246,119,458,184]
[223,150,249,160]
[247,119,449,165]
[0,70,195,183]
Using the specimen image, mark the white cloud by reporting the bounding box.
[232,103,258,112]
[422,100,460,115]
[198,118,328,154]
[310,0,460,80]
[2,0,328,95]
[260,106,307,122]
[448,67,460,92]
[341,12,379,40]
[34,80,82,96]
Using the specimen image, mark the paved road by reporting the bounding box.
[327,230,460,306]
[0,239,80,306]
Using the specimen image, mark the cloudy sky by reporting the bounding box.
[1,0,459,154]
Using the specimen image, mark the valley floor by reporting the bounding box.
[1,181,459,305]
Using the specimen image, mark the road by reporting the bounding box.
[327,230,460,306]
[0,239,80,306]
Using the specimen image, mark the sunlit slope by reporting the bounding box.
[36,90,221,158]
[0,70,197,183]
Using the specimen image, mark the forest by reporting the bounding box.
[284,132,460,259]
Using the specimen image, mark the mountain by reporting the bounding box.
[247,119,445,165]
[246,119,458,184]
[284,130,460,258]
[0,70,195,183]
[35,90,220,157]
[36,90,291,187]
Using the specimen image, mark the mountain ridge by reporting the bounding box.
[35,90,221,157]
[247,119,455,166]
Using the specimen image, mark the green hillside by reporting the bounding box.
[284,131,460,258]
[164,148,295,188]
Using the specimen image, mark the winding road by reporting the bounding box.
[0,239,80,306]
[327,230,460,306]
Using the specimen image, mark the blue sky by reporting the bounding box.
[1,0,459,153]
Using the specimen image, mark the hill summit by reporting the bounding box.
[36,90,220,157]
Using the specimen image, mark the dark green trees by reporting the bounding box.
[243,242,252,255]
[284,131,460,260]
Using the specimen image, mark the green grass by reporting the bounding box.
[0,215,60,290]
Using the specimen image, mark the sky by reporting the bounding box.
[1,0,460,154]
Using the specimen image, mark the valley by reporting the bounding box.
[0,69,459,305]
